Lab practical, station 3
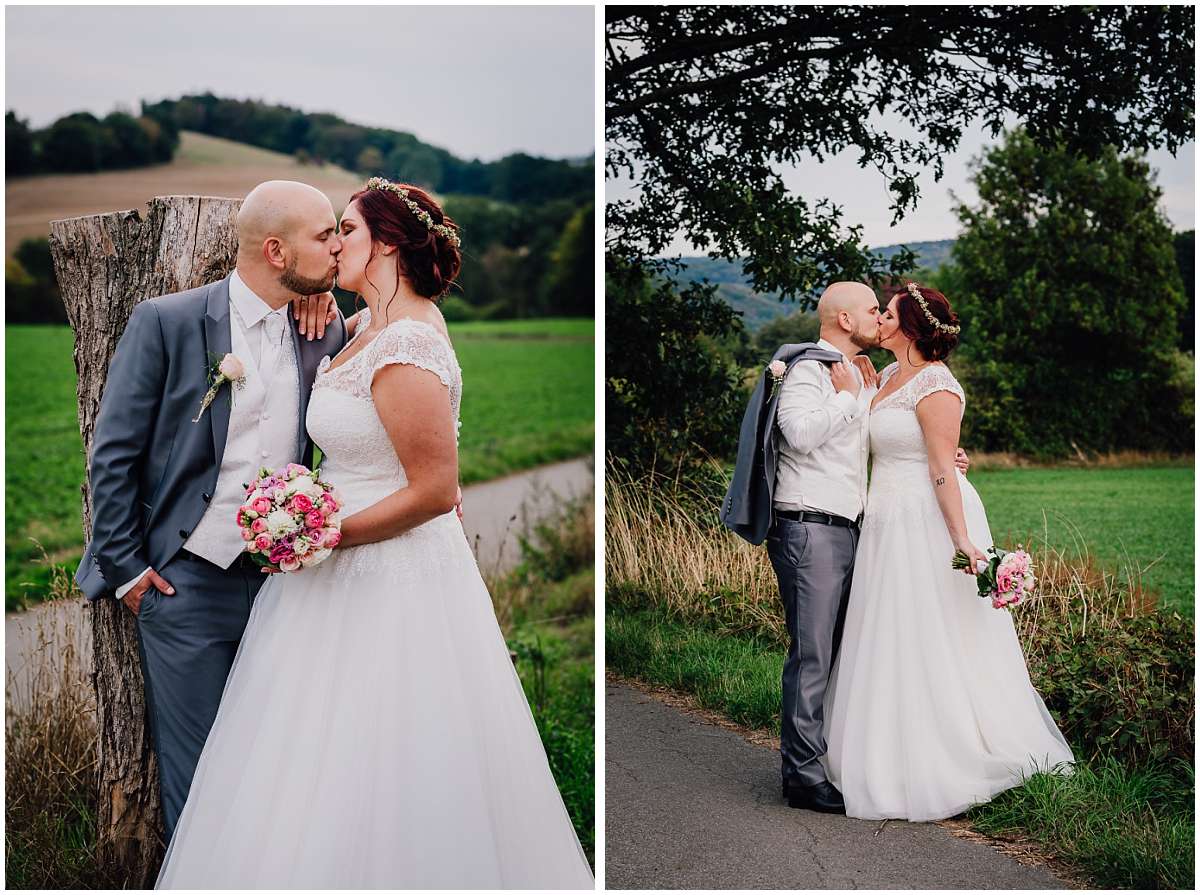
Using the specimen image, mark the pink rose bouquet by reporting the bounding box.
[236,464,343,573]
[951,545,1036,609]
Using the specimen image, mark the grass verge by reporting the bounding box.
[492,491,596,867]
[967,756,1194,890]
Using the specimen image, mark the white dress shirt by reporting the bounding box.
[772,338,874,522]
[114,272,302,598]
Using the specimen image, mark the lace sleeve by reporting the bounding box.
[879,362,900,387]
[365,320,458,392]
[912,365,965,408]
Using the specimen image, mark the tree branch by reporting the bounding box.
[608,39,881,120]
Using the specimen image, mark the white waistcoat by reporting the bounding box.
[183,308,301,568]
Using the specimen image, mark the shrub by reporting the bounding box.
[606,257,745,471]
[1024,608,1194,766]
[6,239,67,324]
[438,295,476,323]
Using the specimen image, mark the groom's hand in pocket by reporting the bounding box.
[292,292,337,341]
[123,568,175,615]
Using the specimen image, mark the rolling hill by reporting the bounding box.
[675,239,957,330]
[5,131,363,256]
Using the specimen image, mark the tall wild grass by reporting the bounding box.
[5,563,117,888]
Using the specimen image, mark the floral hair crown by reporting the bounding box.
[363,177,461,248]
[905,282,960,334]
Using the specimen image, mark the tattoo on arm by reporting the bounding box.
[935,476,946,487]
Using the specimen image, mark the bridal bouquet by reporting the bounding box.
[951,545,1036,609]
[237,464,343,572]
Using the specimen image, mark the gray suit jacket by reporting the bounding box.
[75,275,347,600]
[720,343,844,545]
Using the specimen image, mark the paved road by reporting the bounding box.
[5,457,593,712]
[605,681,1071,890]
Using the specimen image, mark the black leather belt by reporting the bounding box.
[776,509,859,529]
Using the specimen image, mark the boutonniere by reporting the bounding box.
[192,353,247,423]
[767,359,787,399]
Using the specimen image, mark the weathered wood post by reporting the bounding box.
[48,196,240,885]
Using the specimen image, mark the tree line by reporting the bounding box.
[6,110,180,174]
[139,94,593,206]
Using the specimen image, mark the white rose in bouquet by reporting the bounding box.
[266,509,299,538]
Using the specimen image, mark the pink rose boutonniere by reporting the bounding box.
[192,353,247,423]
[767,359,787,399]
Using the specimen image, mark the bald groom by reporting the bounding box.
[767,281,880,814]
[77,181,347,840]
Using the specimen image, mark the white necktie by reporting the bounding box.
[261,310,287,387]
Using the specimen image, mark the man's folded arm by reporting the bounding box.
[89,302,166,592]
[775,362,860,454]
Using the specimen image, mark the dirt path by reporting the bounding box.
[605,680,1075,890]
[5,457,593,712]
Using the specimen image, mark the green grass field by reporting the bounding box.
[5,320,593,610]
[969,467,1194,615]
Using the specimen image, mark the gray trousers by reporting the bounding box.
[766,517,857,787]
[134,551,263,842]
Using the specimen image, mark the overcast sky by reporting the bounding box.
[5,5,595,161]
[609,119,1195,253]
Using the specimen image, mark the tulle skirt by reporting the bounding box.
[822,468,1073,822]
[156,512,593,889]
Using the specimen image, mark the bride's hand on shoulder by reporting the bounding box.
[291,292,340,341]
[852,353,879,388]
[291,291,345,340]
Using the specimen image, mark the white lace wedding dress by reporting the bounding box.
[156,314,593,888]
[822,363,1073,821]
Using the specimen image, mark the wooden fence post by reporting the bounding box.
[48,195,240,885]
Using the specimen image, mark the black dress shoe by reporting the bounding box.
[787,779,846,814]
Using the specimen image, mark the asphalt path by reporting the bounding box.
[605,681,1072,890]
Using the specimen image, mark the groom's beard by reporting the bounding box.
[849,327,880,352]
[279,259,335,296]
